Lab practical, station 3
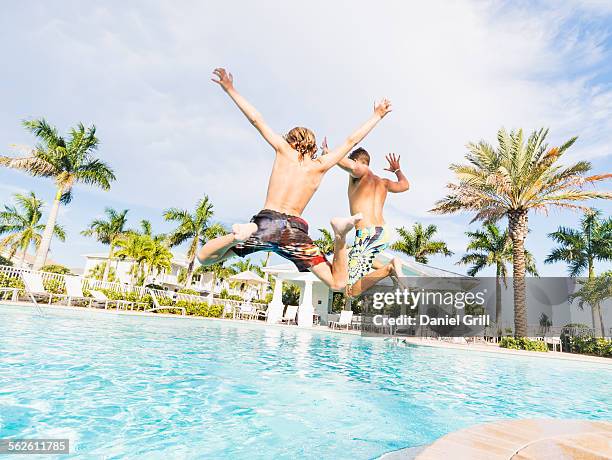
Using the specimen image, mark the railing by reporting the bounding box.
[0,264,66,286]
[84,278,148,297]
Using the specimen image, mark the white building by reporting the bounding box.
[262,252,466,327]
[82,251,212,291]
[262,252,611,333]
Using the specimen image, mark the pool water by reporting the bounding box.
[0,305,610,459]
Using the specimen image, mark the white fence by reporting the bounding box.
[0,265,263,311]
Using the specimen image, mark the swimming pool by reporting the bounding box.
[0,304,610,459]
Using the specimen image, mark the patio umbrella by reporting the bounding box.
[229,270,268,300]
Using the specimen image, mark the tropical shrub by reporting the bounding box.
[499,337,548,352]
[219,289,242,301]
[282,283,301,305]
[41,264,72,275]
[566,337,612,357]
[175,300,224,317]
[87,262,117,282]
[0,255,13,266]
[100,289,154,309]
[43,278,65,294]
[560,323,592,350]
[0,273,24,293]
[178,288,199,295]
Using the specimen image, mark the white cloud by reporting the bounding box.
[0,0,610,274]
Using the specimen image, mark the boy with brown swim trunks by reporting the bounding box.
[197,68,392,290]
[327,143,409,296]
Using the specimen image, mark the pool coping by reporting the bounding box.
[413,418,612,459]
[3,301,611,366]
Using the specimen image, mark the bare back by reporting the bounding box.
[263,151,326,216]
[348,170,388,228]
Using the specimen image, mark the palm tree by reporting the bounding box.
[545,209,612,278]
[114,233,153,285]
[114,222,173,286]
[0,192,65,267]
[391,223,453,264]
[142,237,173,285]
[0,119,115,269]
[81,208,129,282]
[569,271,611,337]
[458,222,538,324]
[231,258,257,274]
[87,261,117,282]
[164,196,226,287]
[545,209,611,332]
[314,229,335,256]
[431,128,611,336]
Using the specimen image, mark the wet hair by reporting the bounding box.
[349,147,370,163]
[284,127,318,159]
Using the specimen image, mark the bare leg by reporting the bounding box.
[310,213,362,290]
[197,222,257,266]
[347,257,404,297]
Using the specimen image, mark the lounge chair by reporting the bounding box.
[0,287,19,301]
[238,303,257,320]
[329,310,353,330]
[279,305,298,324]
[222,303,236,319]
[257,305,268,320]
[147,289,186,316]
[64,276,96,307]
[90,290,139,310]
[21,272,68,305]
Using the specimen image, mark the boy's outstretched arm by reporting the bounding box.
[383,153,410,193]
[212,67,288,153]
[321,137,369,178]
[318,99,392,172]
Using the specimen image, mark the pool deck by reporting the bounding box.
[399,419,612,460]
[3,300,611,365]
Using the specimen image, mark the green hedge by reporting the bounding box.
[0,273,24,290]
[175,300,224,317]
[499,337,548,352]
[567,337,612,358]
[98,289,224,318]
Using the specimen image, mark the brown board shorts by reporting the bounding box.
[232,209,327,272]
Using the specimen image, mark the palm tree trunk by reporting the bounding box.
[587,259,601,334]
[32,187,62,271]
[508,210,528,337]
[142,264,151,286]
[186,257,195,287]
[18,249,28,268]
[495,264,502,328]
[103,244,114,282]
[186,236,199,287]
[597,304,605,338]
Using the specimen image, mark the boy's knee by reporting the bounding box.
[331,280,347,292]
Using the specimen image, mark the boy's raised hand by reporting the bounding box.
[374,98,392,118]
[212,68,234,91]
[384,153,401,172]
[321,136,329,155]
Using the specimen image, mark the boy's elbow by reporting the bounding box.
[346,134,359,148]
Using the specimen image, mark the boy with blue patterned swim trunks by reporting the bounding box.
[324,142,410,296]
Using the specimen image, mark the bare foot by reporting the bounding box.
[330,213,363,238]
[232,222,258,242]
[391,257,404,277]
[390,257,408,289]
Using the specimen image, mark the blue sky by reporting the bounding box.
[1,0,611,276]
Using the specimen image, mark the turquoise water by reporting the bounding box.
[0,305,610,459]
